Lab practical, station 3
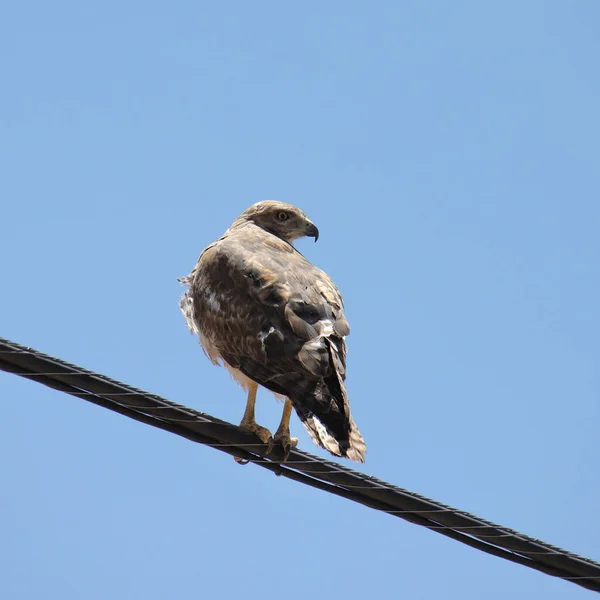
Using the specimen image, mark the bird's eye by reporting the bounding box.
[276,211,289,221]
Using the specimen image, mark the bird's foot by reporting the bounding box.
[234,420,273,464]
[273,428,298,462]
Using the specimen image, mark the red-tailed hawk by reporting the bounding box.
[179,201,366,462]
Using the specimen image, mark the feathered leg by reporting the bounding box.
[273,398,298,461]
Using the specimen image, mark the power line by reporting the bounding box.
[1,336,599,594]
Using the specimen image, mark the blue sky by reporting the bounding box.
[2,1,599,598]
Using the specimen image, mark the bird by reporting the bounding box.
[179,200,366,462]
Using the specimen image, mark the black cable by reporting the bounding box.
[1,336,599,593]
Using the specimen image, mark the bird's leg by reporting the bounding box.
[273,398,298,461]
[237,381,273,457]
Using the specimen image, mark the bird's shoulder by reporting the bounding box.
[197,224,302,277]
[190,223,345,319]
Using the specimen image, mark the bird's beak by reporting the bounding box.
[304,221,319,242]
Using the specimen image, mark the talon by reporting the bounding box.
[274,433,298,462]
[239,421,273,456]
[234,457,250,465]
[283,437,299,462]
[264,436,274,456]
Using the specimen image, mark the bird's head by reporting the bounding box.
[233,200,319,244]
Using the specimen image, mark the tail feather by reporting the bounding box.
[291,338,366,462]
[293,402,366,462]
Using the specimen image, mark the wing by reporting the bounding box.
[181,224,365,461]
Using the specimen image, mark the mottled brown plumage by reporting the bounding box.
[180,200,366,462]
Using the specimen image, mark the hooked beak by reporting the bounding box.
[304,221,319,242]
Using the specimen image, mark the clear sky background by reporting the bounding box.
[1,2,599,598]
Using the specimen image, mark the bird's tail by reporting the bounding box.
[294,404,367,463]
[291,338,366,462]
